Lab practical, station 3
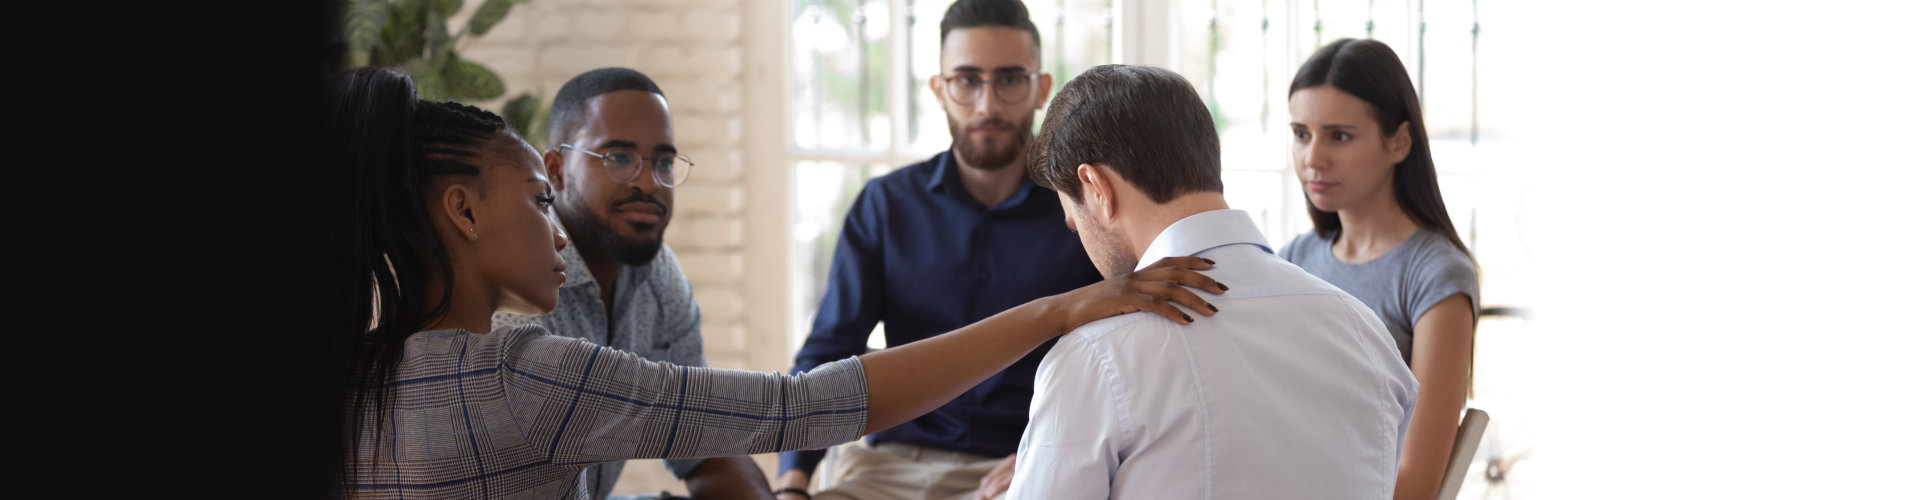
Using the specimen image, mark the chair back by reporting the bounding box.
[1436,408,1490,500]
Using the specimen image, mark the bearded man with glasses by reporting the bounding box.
[494,67,775,500]
[775,1,1103,500]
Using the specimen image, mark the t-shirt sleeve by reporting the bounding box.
[495,326,869,463]
[1407,242,1480,325]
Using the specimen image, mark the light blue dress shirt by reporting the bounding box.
[1007,209,1419,500]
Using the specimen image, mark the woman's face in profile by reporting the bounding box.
[1288,85,1409,213]
[470,137,571,317]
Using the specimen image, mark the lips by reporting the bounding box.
[554,261,567,285]
[615,200,665,225]
[1308,181,1338,193]
[968,119,1011,136]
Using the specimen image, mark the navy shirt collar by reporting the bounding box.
[926,150,1042,211]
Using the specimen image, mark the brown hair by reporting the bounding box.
[1028,64,1223,203]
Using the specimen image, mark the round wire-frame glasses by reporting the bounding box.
[558,143,694,188]
[942,72,1039,106]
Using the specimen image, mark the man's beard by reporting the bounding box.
[949,112,1034,171]
[557,192,671,267]
[1092,223,1138,278]
[1073,208,1138,278]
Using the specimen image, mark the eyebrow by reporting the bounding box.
[594,140,678,155]
[1288,122,1362,130]
[949,65,1032,74]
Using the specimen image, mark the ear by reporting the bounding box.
[1389,120,1413,164]
[441,182,480,242]
[1076,163,1118,224]
[928,74,943,102]
[1034,72,1054,109]
[544,148,567,193]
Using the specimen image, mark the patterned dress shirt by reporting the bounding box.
[351,326,869,499]
[493,243,709,498]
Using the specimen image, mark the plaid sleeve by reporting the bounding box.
[496,326,869,464]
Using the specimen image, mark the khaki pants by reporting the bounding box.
[812,441,1009,500]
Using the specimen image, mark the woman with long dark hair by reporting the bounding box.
[1276,38,1480,500]
[323,67,1227,498]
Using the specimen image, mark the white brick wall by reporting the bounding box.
[455,0,783,494]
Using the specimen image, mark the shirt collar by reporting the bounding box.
[926,150,1042,210]
[562,237,659,290]
[1135,209,1272,272]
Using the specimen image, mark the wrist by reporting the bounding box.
[1029,295,1068,337]
[776,469,811,489]
[772,487,811,500]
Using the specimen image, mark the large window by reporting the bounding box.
[784,0,1530,386]
[783,1,1533,489]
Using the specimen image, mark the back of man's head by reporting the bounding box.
[1028,64,1223,204]
[940,0,1042,53]
[547,68,666,150]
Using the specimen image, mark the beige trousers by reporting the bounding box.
[811,441,1009,500]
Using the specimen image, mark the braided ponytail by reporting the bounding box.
[327,67,512,497]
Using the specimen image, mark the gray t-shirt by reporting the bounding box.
[1277,228,1479,365]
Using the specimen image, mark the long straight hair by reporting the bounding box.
[325,67,505,496]
[1289,38,1471,259]
[1291,39,1479,395]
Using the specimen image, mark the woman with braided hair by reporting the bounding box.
[323,67,1228,499]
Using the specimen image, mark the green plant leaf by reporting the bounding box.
[501,92,539,140]
[426,11,451,59]
[375,0,425,66]
[441,55,506,101]
[466,0,519,36]
[400,57,449,101]
[342,0,388,53]
[527,93,550,151]
[429,0,461,18]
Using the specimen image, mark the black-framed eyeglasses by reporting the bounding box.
[942,72,1039,106]
[558,143,694,188]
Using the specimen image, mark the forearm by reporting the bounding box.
[1393,378,1469,500]
[684,456,775,500]
[1396,359,1470,499]
[858,296,1062,434]
[1392,404,1460,500]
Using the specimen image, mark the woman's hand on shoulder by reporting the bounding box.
[1045,256,1229,334]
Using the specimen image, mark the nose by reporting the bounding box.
[626,168,665,195]
[552,216,570,251]
[970,90,994,117]
[1301,136,1330,173]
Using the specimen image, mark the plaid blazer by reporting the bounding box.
[351,325,869,498]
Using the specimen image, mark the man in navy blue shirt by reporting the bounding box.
[773,1,1101,499]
